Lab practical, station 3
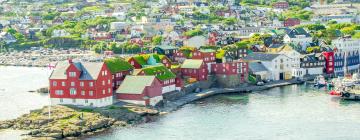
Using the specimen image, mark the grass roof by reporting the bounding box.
[104,57,134,74]
[142,65,176,81]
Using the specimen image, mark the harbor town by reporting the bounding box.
[2,0,360,139]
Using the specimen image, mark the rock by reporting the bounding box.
[47,133,63,139]
[29,130,41,135]
[36,87,49,93]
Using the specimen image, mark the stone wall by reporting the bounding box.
[215,74,248,88]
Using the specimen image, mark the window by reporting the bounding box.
[70,88,76,95]
[85,99,88,104]
[108,88,111,93]
[72,99,76,103]
[108,80,111,85]
[105,71,107,76]
[81,90,85,96]
[69,72,76,77]
[80,82,84,87]
[102,90,105,94]
[89,91,94,96]
[60,99,63,103]
[89,82,93,87]
[53,81,57,86]
[62,82,66,86]
[55,90,63,95]
[102,81,105,86]
[71,82,75,87]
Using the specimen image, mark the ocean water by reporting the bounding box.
[90,84,360,140]
[0,66,50,120]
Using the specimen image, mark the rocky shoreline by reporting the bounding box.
[0,105,159,139]
[0,79,308,139]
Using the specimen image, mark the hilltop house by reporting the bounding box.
[284,18,300,27]
[181,59,208,81]
[116,76,163,106]
[152,45,179,60]
[137,65,177,94]
[244,53,292,80]
[0,32,16,44]
[127,54,172,69]
[283,27,312,49]
[49,60,113,107]
[104,58,134,90]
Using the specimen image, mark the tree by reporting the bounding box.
[152,35,163,45]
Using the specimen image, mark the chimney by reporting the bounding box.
[68,59,73,64]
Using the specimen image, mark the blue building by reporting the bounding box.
[345,50,360,74]
[334,52,345,76]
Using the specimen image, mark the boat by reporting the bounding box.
[329,73,360,100]
[314,75,326,87]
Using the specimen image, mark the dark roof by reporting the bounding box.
[249,62,269,73]
[286,27,311,38]
[243,52,281,61]
[268,43,284,49]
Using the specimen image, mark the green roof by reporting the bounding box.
[133,55,147,66]
[199,49,216,53]
[142,65,176,81]
[116,76,156,94]
[155,45,179,50]
[181,59,204,69]
[104,58,134,74]
[132,54,170,66]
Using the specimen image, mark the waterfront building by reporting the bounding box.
[267,44,305,78]
[273,2,289,9]
[192,49,216,72]
[322,51,335,74]
[49,60,113,107]
[211,60,249,86]
[248,62,271,81]
[244,53,292,80]
[300,53,326,75]
[332,38,360,74]
[180,59,208,81]
[136,65,177,94]
[334,52,345,76]
[116,76,163,106]
[104,58,134,90]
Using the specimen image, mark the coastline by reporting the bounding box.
[0,79,305,139]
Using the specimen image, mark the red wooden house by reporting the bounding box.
[322,51,335,74]
[273,2,289,9]
[49,60,113,107]
[211,61,249,82]
[284,18,300,27]
[192,49,216,71]
[127,54,172,69]
[104,58,134,90]
[173,51,188,63]
[180,59,208,81]
[116,76,163,106]
[136,65,177,94]
[130,38,144,47]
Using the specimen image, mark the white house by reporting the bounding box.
[283,28,312,49]
[278,49,305,77]
[244,53,293,80]
[52,29,70,37]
